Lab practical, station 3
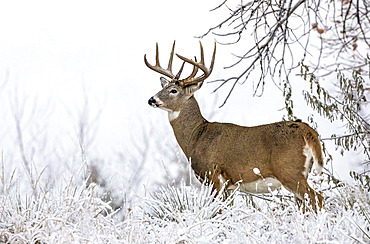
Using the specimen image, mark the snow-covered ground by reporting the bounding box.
[0,170,369,243]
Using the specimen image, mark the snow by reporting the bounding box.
[0,175,369,243]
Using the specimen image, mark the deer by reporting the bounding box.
[145,41,324,211]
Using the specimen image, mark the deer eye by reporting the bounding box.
[170,89,178,94]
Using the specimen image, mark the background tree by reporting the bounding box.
[202,0,369,180]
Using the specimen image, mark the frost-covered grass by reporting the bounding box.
[1,171,369,244]
[143,181,370,243]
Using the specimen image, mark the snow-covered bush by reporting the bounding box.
[0,180,118,243]
[144,181,235,225]
[0,165,369,243]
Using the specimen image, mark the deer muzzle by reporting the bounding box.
[148,97,158,107]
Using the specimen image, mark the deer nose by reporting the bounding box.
[148,97,156,106]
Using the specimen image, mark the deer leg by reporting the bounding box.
[209,168,233,200]
[297,180,323,212]
[279,176,323,212]
[306,183,324,211]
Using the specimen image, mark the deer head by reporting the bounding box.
[145,41,216,118]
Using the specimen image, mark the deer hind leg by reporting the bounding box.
[282,177,323,212]
[301,182,323,213]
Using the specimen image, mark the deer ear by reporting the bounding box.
[185,82,203,94]
[160,77,171,88]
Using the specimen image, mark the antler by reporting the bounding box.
[144,41,216,86]
[144,41,176,79]
[176,41,216,87]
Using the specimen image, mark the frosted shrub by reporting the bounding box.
[0,169,369,243]
[0,181,121,243]
[140,180,369,243]
[145,181,235,225]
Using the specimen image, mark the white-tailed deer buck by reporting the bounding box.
[145,41,324,211]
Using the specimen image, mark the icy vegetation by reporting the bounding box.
[0,163,369,243]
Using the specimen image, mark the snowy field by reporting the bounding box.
[0,168,369,243]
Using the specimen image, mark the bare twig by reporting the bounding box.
[201,0,369,105]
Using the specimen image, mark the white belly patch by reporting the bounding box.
[228,177,282,194]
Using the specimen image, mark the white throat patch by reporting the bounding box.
[168,111,180,121]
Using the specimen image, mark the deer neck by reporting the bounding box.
[169,96,207,157]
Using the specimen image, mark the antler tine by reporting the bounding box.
[209,42,216,74]
[174,61,185,80]
[144,42,176,79]
[188,56,199,79]
[167,41,175,73]
[199,42,205,66]
[173,57,199,84]
[176,41,216,87]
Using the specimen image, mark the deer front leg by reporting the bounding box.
[209,167,232,198]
